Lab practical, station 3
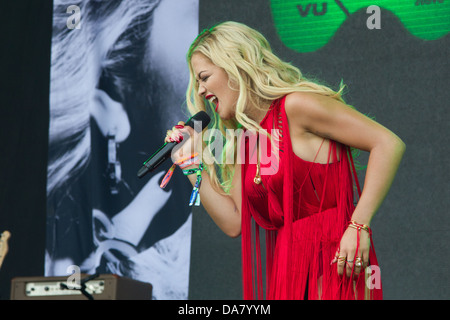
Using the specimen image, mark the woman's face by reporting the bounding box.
[190,53,239,120]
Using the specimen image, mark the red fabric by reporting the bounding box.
[240,96,382,300]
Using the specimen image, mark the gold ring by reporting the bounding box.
[337,256,347,263]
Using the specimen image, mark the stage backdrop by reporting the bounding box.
[0,0,448,301]
[188,0,450,299]
[46,0,198,299]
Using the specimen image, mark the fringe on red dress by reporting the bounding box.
[240,96,383,300]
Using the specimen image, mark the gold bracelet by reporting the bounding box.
[348,220,371,234]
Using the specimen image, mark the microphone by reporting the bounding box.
[137,111,210,178]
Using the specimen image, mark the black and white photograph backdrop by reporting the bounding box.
[46,0,198,300]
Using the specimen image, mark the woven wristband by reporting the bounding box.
[159,153,199,189]
[187,163,203,206]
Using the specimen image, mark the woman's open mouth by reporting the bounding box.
[206,95,219,112]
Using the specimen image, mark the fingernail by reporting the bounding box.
[175,125,184,129]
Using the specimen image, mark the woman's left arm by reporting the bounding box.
[285,92,406,276]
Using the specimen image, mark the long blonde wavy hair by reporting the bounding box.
[186,21,347,195]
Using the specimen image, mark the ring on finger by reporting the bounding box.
[337,256,347,264]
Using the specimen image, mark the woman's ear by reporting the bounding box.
[89,88,131,142]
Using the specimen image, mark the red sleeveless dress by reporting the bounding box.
[240,96,382,300]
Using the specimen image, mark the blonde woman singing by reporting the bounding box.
[165,21,405,300]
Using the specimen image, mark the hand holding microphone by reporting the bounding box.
[137,111,210,178]
[165,123,186,144]
[164,121,199,164]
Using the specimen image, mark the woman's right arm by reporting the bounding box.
[166,124,242,238]
[185,164,242,238]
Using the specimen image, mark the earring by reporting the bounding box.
[106,133,121,194]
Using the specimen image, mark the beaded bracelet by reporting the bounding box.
[178,156,199,169]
